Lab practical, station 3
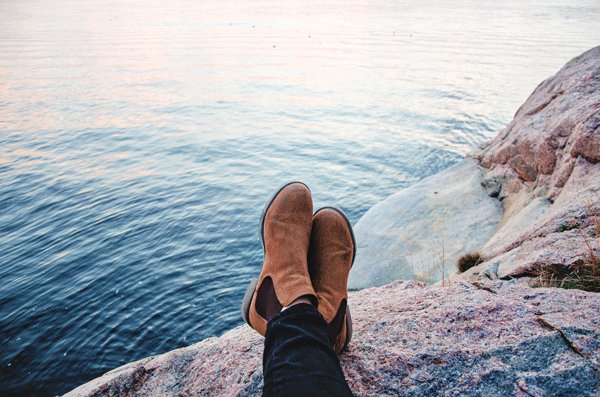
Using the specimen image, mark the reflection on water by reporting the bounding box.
[1,0,599,395]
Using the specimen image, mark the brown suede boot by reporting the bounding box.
[241,182,318,336]
[308,207,356,354]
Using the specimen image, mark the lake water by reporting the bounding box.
[1,0,599,395]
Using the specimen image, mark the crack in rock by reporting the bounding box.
[470,282,498,294]
[536,316,586,359]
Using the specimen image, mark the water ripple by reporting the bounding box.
[1,0,599,395]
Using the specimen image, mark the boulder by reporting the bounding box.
[64,280,600,396]
[348,159,502,289]
[460,46,600,282]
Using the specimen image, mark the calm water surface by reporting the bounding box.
[1,0,599,395]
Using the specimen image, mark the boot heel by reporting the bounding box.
[343,305,352,352]
[241,278,259,326]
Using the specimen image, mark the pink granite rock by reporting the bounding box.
[457,46,600,282]
[64,280,600,396]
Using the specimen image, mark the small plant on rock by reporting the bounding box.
[531,201,600,293]
[531,258,600,293]
[457,252,483,273]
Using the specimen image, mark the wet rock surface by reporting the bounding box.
[65,280,600,397]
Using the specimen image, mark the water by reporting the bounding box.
[1,0,598,395]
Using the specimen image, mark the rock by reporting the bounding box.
[461,46,600,282]
[481,197,552,259]
[571,110,600,164]
[351,45,600,288]
[478,46,600,204]
[64,326,264,397]
[64,280,600,397]
[481,175,503,198]
[348,158,503,289]
[510,155,538,182]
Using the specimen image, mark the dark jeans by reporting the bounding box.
[263,303,354,397]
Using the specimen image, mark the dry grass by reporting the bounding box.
[530,258,600,292]
[530,201,600,293]
[457,252,483,273]
[406,232,451,286]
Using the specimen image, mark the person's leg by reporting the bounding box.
[263,303,353,397]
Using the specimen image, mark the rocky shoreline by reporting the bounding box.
[65,46,600,396]
[350,46,600,289]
